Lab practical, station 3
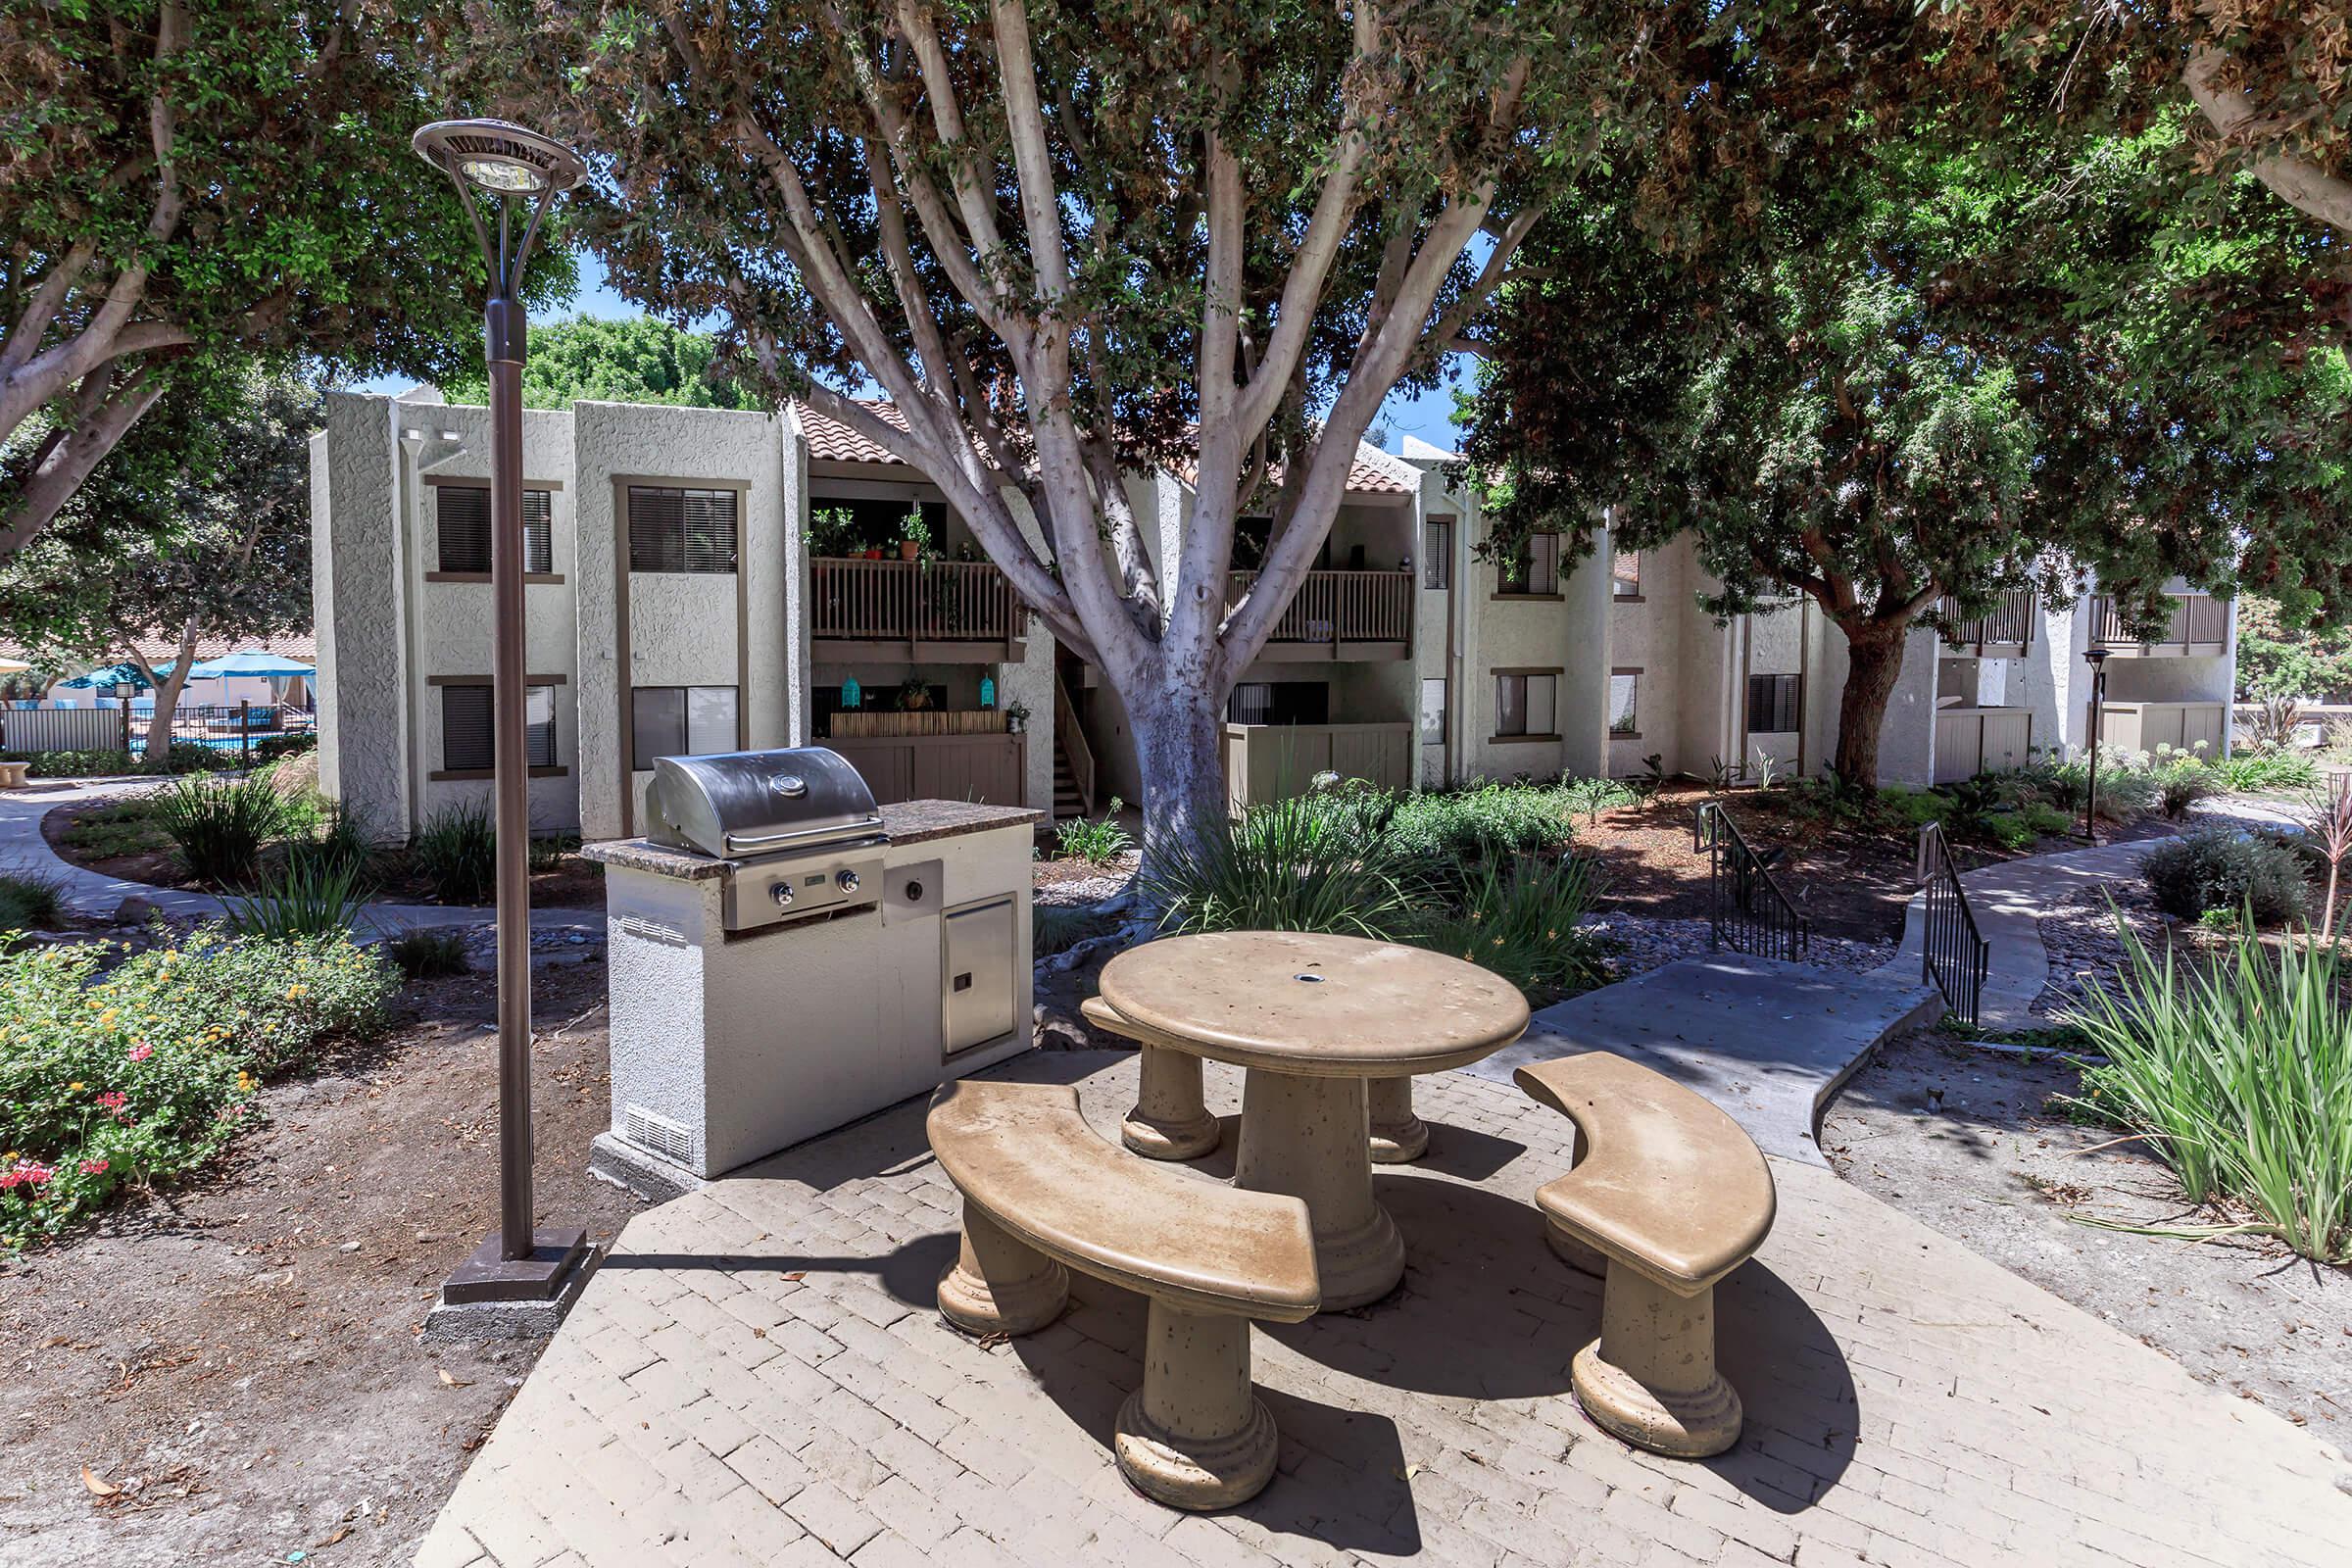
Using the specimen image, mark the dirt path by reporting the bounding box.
[1824,1028,2352,1454]
[0,960,643,1568]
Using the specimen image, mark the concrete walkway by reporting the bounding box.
[0,777,600,941]
[1470,956,1941,1166]
[414,1051,2352,1568]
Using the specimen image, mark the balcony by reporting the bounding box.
[1933,707,2033,783]
[1936,588,2035,657]
[809,557,1026,662]
[2088,593,2229,658]
[1226,568,1414,662]
[822,710,1028,807]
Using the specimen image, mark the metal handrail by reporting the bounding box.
[1917,822,1989,1026]
[1693,800,1810,961]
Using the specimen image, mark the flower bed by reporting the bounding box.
[0,928,398,1246]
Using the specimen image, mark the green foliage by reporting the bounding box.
[383,928,471,981]
[1385,781,1577,868]
[1054,800,1132,867]
[0,929,397,1245]
[2139,830,2311,926]
[2231,601,2352,703]
[250,733,318,763]
[2062,921,2352,1264]
[1403,856,1612,1004]
[1032,905,1119,961]
[442,317,748,411]
[1144,791,1416,942]
[1560,776,1637,824]
[2211,748,2318,794]
[528,833,584,874]
[156,773,289,887]
[225,858,372,941]
[2,746,235,778]
[0,871,65,936]
[410,804,497,906]
[62,798,172,860]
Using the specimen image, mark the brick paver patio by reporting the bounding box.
[416,1051,2352,1568]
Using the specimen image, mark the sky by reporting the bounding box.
[360,251,1472,456]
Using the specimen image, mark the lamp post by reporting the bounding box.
[2083,646,2110,846]
[413,120,594,1321]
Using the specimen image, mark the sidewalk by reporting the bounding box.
[413,1050,2352,1568]
[0,777,601,941]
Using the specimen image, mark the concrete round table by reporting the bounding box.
[1097,931,1529,1310]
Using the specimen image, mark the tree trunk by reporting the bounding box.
[1130,683,1231,879]
[129,617,200,763]
[1830,626,1909,791]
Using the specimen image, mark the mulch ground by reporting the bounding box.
[1576,782,2178,944]
[40,792,607,909]
[0,959,642,1568]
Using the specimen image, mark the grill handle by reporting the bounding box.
[720,823,888,858]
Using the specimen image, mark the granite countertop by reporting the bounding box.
[881,799,1047,845]
[584,800,1044,876]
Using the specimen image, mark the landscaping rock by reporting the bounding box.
[113,894,161,925]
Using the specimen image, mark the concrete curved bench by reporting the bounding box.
[927,1078,1320,1509]
[1514,1053,1777,1458]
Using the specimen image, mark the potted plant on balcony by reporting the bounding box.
[809,506,856,558]
[899,506,931,562]
[1004,699,1030,734]
[896,674,932,710]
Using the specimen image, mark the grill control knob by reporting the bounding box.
[835,868,861,894]
[772,881,796,907]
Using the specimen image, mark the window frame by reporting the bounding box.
[428,675,565,780]
[1611,547,1642,601]
[1609,668,1642,737]
[1493,668,1562,742]
[1422,517,1452,591]
[629,683,744,771]
[1419,676,1448,747]
[1494,531,1562,599]
[425,478,562,582]
[1745,671,1801,736]
[626,483,742,575]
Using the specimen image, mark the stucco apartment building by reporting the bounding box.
[308,391,2234,844]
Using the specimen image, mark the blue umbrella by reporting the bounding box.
[183,650,315,678]
[58,662,163,690]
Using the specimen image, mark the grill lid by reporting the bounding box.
[644,747,885,859]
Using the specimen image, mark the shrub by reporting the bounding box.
[411,803,497,905]
[1144,791,1415,939]
[2063,920,2352,1263]
[157,741,240,773]
[250,733,318,762]
[1054,798,1133,866]
[384,926,471,979]
[0,871,66,935]
[1032,904,1118,960]
[292,802,376,885]
[0,929,398,1244]
[528,832,583,873]
[155,772,289,886]
[2139,829,2311,925]
[1560,775,1637,824]
[1404,855,1612,1004]
[1385,781,1576,867]
[225,857,373,940]
[4,749,133,778]
[2211,748,2318,794]
[2152,756,2216,819]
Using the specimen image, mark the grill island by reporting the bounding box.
[584,748,1041,1197]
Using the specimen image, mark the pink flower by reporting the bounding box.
[96,1092,127,1110]
[2,1161,54,1189]
[79,1159,108,1176]
[127,1044,153,1062]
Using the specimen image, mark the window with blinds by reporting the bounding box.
[435,486,553,574]
[1499,532,1561,595]
[1746,672,1800,735]
[631,685,739,768]
[1496,672,1559,737]
[1423,518,1452,590]
[441,683,558,772]
[628,485,738,574]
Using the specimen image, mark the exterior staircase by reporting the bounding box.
[1053,743,1087,819]
[1051,673,1097,820]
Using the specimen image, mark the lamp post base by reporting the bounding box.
[425,1227,598,1344]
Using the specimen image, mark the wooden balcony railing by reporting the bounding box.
[2089,593,2230,655]
[1226,568,1413,646]
[811,557,1018,644]
[1936,587,2036,652]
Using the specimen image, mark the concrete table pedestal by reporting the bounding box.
[1113,1299,1280,1509]
[1572,1267,1743,1459]
[1096,931,1527,1316]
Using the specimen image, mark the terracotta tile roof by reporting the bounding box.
[0,632,316,671]
[795,399,1416,496]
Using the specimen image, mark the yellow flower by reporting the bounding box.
[67,1082,83,1092]
[97,1009,117,1028]
[284,984,307,1000]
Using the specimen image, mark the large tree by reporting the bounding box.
[443,315,750,411]
[0,368,318,759]
[0,2,571,556]
[1461,121,2351,786]
[467,0,1666,857]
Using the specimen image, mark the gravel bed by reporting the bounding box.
[1032,850,1138,907]
[1580,911,1898,981]
[2031,881,2166,1017]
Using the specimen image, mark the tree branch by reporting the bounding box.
[2183,44,2352,236]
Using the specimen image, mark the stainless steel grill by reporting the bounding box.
[643,748,887,931]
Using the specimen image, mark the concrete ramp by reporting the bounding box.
[1463,956,1942,1166]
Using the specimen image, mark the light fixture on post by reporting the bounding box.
[2082,645,2111,846]
[413,119,596,1336]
